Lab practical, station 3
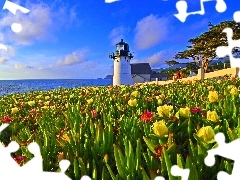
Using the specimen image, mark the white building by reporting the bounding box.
[109,39,134,86]
[131,63,151,83]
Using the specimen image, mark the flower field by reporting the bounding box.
[0,77,240,179]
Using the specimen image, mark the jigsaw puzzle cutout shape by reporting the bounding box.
[105,0,120,3]
[216,11,240,77]
[3,0,30,33]
[0,123,91,179]
[174,0,227,22]
[0,0,30,52]
[0,122,190,180]
[154,165,190,180]
[204,132,240,180]
[0,1,238,179]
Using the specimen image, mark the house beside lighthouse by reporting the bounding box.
[109,39,134,86]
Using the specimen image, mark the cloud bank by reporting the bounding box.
[55,49,88,67]
[0,1,78,45]
[134,14,169,50]
[109,26,130,45]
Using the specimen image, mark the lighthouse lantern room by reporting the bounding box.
[109,39,134,86]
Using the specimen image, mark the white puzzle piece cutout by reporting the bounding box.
[171,165,190,180]
[216,11,240,77]
[2,0,30,33]
[105,0,120,3]
[0,1,30,51]
[174,0,227,22]
[0,123,92,179]
[205,132,240,180]
[154,165,190,180]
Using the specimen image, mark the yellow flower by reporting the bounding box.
[157,105,173,117]
[36,95,42,99]
[62,134,70,143]
[207,111,219,122]
[197,126,215,143]
[157,99,162,105]
[217,80,222,84]
[159,94,165,100]
[87,98,93,104]
[131,91,139,97]
[117,105,121,110]
[207,86,214,91]
[28,100,35,106]
[128,99,137,106]
[178,107,191,118]
[121,87,126,92]
[152,121,168,137]
[41,106,48,109]
[227,85,235,90]
[208,91,218,103]
[11,107,19,114]
[230,87,238,96]
[45,96,50,100]
[44,101,50,106]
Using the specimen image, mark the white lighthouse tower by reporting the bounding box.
[109,39,134,86]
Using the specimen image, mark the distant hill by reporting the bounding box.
[104,75,113,79]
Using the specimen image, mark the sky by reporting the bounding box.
[0,0,239,79]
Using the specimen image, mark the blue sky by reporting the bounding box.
[0,0,239,79]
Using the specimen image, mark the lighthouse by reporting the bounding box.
[109,39,134,86]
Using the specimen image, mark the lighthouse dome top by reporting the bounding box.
[116,39,129,52]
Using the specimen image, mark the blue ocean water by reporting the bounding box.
[0,79,112,97]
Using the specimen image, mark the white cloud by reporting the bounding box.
[0,2,78,45]
[131,50,176,68]
[145,52,165,66]
[1,45,15,56]
[0,45,15,64]
[14,64,33,69]
[134,14,169,50]
[109,26,130,45]
[0,3,51,45]
[0,58,7,64]
[55,49,88,67]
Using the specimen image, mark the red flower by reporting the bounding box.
[140,110,154,123]
[19,102,24,109]
[1,115,11,123]
[201,110,207,118]
[38,102,43,107]
[49,102,54,106]
[154,144,168,159]
[29,109,36,115]
[190,107,201,114]
[91,110,98,118]
[81,91,86,96]
[14,155,24,164]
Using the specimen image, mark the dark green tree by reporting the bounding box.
[165,60,180,66]
[175,21,240,61]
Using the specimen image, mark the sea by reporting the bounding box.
[0,79,113,97]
